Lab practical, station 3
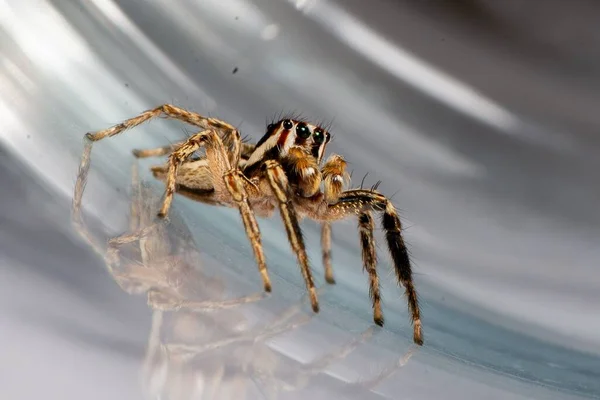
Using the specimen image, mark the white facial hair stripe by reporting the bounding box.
[245,126,290,167]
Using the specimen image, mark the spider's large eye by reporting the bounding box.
[282,120,293,130]
[296,122,310,139]
[313,128,326,144]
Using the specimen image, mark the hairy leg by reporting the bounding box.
[358,211,383,326]
[85,104,237,143]
[320,222,335,284]
[162,129,272,292]
[321,154,349,203]
[325,189,423,345]
[132,142,184,158]
[263,159,319,312]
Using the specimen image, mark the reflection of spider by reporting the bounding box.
[81,104,423,345]
[72,147,266,312]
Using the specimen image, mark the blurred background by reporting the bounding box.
[1,0,599,399]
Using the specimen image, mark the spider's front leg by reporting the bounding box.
[319,154,350,284]
[263,159,319,312]
[161,129,272,293]
[358,211,383,326]
[325,189,423,345]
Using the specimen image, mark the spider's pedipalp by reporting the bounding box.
[284,146,322,197]
[322,154,349,204]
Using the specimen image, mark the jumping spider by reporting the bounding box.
[81,104,423,345]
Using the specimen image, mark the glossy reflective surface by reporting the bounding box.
[1,1,599,399]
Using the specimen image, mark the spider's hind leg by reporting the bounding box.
[161,129,272,293]
[85,104,237,142]
[132,142,184,159]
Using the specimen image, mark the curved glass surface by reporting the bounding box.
[1,1,599,399]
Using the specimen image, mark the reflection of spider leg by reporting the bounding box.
[165,311,312,358]
[147,289,267,312]
[254,286,326,343]
[301,326,377,373]
[72,142,161,279]
[252,327,378,399]
[132,142,184,159]
[166,290,319,357]
[141,311,167,398]
[129,160,142,231]
[103,190,169,278]
[72,140,106,258]
[353,346,417,391]
[203,365,227,400]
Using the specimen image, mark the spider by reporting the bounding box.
[81,104,423,345]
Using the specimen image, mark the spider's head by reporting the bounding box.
[268,119,331,161]
[245,118,332,171]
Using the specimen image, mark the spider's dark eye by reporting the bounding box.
[313,128,326,144]
[282,120,293,130]
[267,123,276,131]
[296,123,310,139]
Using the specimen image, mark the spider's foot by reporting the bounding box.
[413,319,423,346]
[374,312,384,327]
[309,288,320,313]
[264,281,272,293]
[131,148,144,158]
[325,273,336,285]
[260,270,272,292]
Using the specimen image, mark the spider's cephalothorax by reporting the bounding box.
[79,105,423,345]
[242,118,333,199]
